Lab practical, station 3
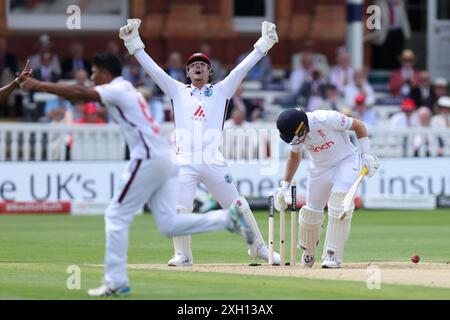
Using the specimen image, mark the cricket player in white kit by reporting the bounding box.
[22,53,255,297]
[275,108,380,268]
[119,19,280,266]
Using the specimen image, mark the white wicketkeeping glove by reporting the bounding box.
[119,19,145,55]
[362,154,380,178]
[273,180,291,212]
[254,21,279,54]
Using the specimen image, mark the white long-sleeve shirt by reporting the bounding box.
[134,48,264,164]
[291,110,356,168]
[95,77,171,159]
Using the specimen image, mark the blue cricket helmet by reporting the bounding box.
[276,108,309,144]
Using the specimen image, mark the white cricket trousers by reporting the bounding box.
[104,157,229,287]
[306,153,361,210]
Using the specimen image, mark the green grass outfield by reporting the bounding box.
[1,209,450,299]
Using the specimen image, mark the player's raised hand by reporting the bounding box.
[119,18,145,55]
[15,59,33,87]
[254,21,278,54]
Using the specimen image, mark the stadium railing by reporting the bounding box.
[0,123,449,161]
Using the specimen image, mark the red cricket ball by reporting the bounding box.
[411,255,420,264]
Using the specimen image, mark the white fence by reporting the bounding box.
[1,123,450,161]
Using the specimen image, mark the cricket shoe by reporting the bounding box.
[87,283,131,297]
[301,252,315,268]
[248,244,281,265]
[321,255,342,269]
[167,254,193,267]
[227,204,254,245]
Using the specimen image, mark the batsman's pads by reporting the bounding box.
[322,192,353,262]
[254,21,278,54]
[273,180,291,212]
[298,206,324,255]
[119,19,145,55]
[171,205,193,262]
[361,153,380,178]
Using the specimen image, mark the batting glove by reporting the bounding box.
[119,19,145,56]
[362,154,380,178]
[273,180,291,212]
[254,21,278,54]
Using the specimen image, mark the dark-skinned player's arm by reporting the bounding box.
[0,60,33,101]
[21,77,101,102]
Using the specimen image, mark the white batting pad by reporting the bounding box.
[322,192,353,262]
[233,197,265,257]
[298,206,324,255]
[172,205,193,261]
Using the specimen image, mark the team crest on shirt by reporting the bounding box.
[204,87,213,97]
[224,174,233,184]
[317,129,325,138]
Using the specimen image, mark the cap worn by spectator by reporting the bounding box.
[434,77,448,88]
[438,96,450,108]
[354,94,366,105]
[401,98,416,112]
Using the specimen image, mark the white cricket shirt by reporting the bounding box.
[135,48,264,163]
[95,77,171,159]
[291,110,356,167]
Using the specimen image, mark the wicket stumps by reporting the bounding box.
[268,181,298,266]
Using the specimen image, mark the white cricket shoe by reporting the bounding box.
[248,245,281,265]
[227,204,254,245]
[301,252,315,268]
[167,253,193,267]
[321,255,342,269]
[87,283,131,297]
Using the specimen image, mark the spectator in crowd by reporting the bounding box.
[200,43,225,82]
[34,52,60,83]
[390,98,419,127]
[431,96,450,156]
[122,54,155,89]
[344,69,376,107]
[409,71,434,112]
[106,40,121,57]
[431,96,450,128]
[321,84,348,111]
[0,37,19,117]
[289,52,315,95]
[29,34,61,76]
[62,42,92,79]
[330,47,353,95]
[74,69,90,87]
[291,39,329,77]
[137,86,165,125]
[369,0,411,70]
[352,94,378,128]
[226,84,264,122]
[389,49,420,97]
[0,37,18,84]
[412,107,437,157]
[237,51,271,88]
[76,102,106,124]
[165,51,187,83]
[43,96,73,123]
[430,78,448,113]
[297,67,327,111]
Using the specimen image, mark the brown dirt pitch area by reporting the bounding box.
[128,262,450,289]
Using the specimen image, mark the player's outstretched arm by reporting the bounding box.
[219,21,278,98]
[21,77,101,102]
[0,60,32,101]
[119,19,180,97]
[350,119,379,177]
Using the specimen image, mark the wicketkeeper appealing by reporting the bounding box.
[119,19,281,266]
[274,108,379,268]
